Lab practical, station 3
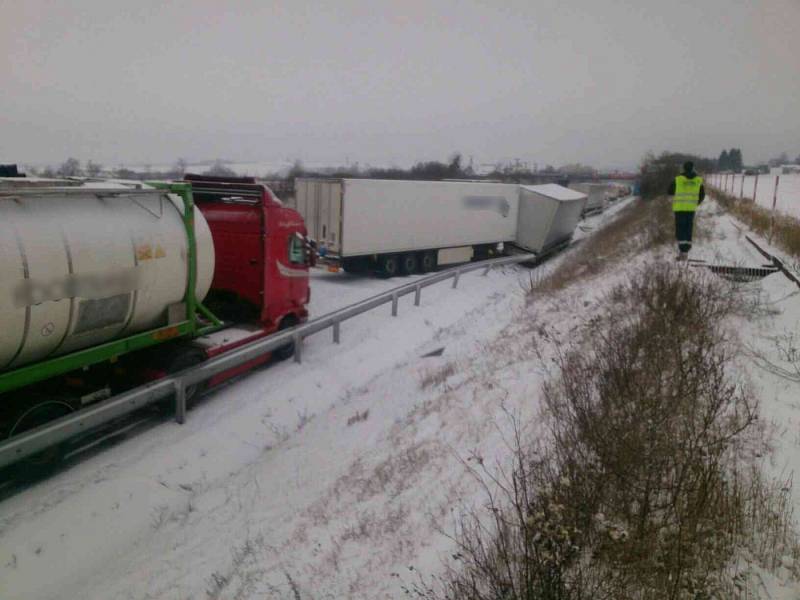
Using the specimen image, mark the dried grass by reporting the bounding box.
[420,362,458,390]
[712,186,800,259]
[529,197,673,295]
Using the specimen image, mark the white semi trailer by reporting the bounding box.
[291,178,586,276]
[569,182,611,216]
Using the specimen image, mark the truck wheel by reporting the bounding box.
[274,316,298,361]
[400,253,418,275]
[8,400,74,475]
[378,255,399,278]
[420,252,437,273]
[342,258,358,274]
[163,348,208,409]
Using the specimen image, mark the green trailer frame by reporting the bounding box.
[0,182,222,395]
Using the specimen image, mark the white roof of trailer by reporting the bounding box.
[0,177,151,190]
[521,183,586,201]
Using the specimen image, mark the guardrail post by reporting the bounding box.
[769,175,780,244]
[753,173,759,202]
[174,381,186,424]
[293,334,303,363]
[333,320,340,344]
[414,285,421,306]
[452,271,460,288]
[391,293,399,316]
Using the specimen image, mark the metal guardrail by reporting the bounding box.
[745,235,800,289]
[0,253,536,469]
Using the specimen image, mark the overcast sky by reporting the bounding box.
[1,0,798,170]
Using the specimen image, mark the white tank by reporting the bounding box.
[0,188,215,371]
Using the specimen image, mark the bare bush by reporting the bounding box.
[420,362,458,390]
[347,409,370,426]
[413,264,798,600]
[753,331,800,384]
[544,265,760,597]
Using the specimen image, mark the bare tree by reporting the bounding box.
[85,160,102,177]
[58,157,82,177]
[204,160,237,177]
[174,158,188,176]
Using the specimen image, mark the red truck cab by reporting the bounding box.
[182,174,312,382]
[187,174,310,329]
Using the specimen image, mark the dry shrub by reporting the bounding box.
[420,362,458,390]
[410,264,799,600]
[544,265,760,597]
[750,330,800,383]
[712,186,800,259]
[347,409,370,426]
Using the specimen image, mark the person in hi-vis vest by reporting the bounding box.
[667,161,705,261]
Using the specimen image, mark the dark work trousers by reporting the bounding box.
[674,211,695,253]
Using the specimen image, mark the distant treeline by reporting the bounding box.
[287,153,588,185]
[21,154,592,186]
[717,148,743,172]
[24,157,189,181]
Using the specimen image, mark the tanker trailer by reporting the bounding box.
[0,186,215,371]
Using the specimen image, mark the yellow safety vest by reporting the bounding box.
[673,175,703,212]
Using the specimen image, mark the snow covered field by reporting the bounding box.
[1,199,799,599]
[710,171,800,219]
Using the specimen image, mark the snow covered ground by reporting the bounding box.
[1,198,799,599]
[710,171,800,219]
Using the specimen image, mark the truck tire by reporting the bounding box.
[8,399,75,475]
[158,348,208,411]
[378,255,399,278]
[274,316,298,361]
[420,251,437,273]
[400,253,419,275]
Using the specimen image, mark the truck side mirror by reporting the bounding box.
[302,234,317,267]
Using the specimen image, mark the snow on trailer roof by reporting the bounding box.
[520,183,587,201]
[0,177,152,190]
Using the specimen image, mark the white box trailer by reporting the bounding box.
[569,182,610,215]
[516,184,587,253]
[291,178,585,276]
